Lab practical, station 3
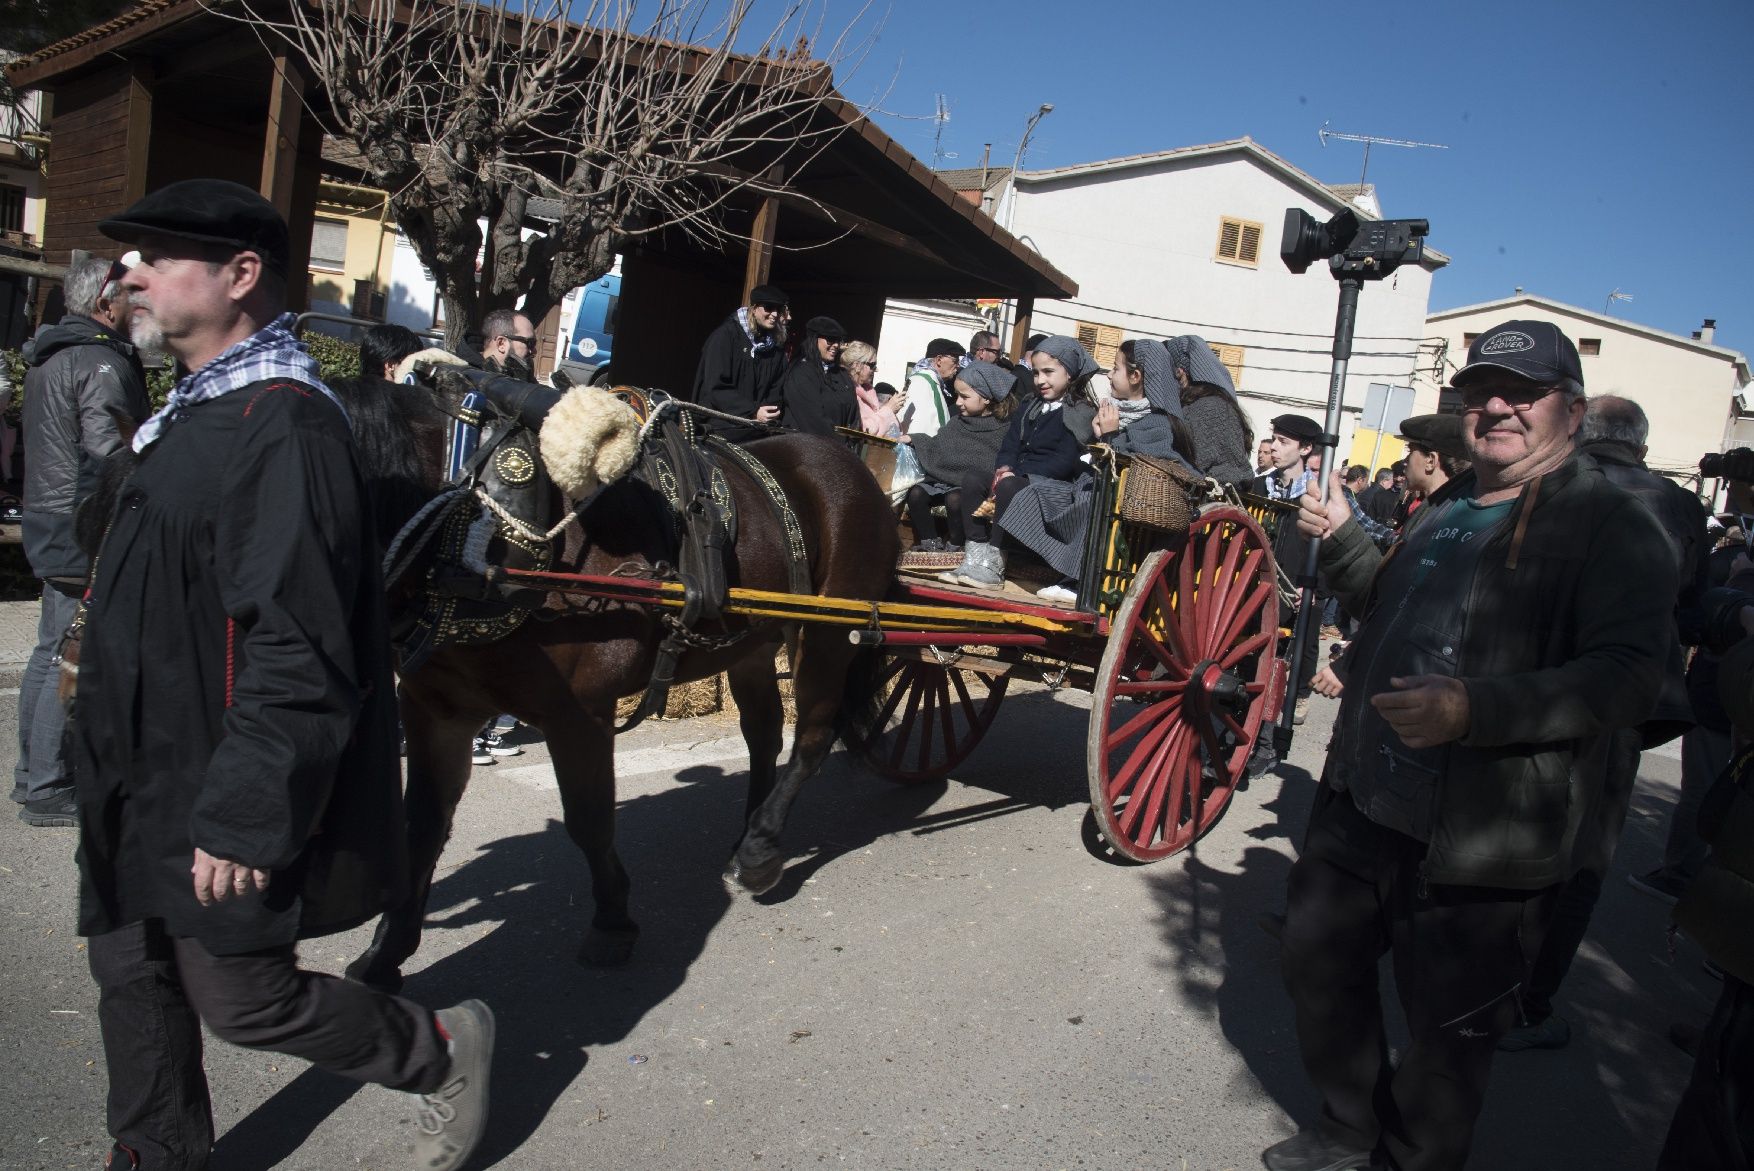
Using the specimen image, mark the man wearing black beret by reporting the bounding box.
[74,178,493,1171]
[1252,412,1324,732]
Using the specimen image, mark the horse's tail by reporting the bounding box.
[834,643,887,754]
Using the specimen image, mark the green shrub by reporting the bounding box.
[301,331,361,384]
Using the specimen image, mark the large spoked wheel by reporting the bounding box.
[1086,506,1279,862]
[846,649,1010,784]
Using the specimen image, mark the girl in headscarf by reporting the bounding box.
[944,336,1098,591]
[901,359,1015,552]
[1009,339,1197,602]
[1164,334,1254,486]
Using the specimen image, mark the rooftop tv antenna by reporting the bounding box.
[930,94,955,169]
[1318,122,1449,187]
[1604,288,1635,315]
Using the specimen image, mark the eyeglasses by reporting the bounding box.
[1458,383,1561,412]
[974,346,1000,356]
[500,334,536,347]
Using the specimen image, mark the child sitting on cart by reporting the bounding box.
[899,360,1015,553]
[1000,338,1194,602]
[942,336,1099,592]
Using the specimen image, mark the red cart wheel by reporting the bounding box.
[1086,506,1279,862]
[847,650,1010,784]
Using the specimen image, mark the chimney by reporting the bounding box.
[1513,286,1523,295]
[1702,318,1717,345]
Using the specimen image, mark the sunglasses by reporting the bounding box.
[104,250,141,291]
[500,334,536,347]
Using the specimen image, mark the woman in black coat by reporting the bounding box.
[779,315,860,440]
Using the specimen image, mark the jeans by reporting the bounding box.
[88,920,450,1171]
[13,580,80,803]
[1281,787,1558,1171]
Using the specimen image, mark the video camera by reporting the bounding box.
[1281,208,1428,280]
[1701,447,1754,483]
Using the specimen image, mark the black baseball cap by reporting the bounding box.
[1451,320,1584,389]
[1269,413,1322,445]
[99,178,290,276]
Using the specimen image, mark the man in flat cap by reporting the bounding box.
[692,283,789,443]
[75,178,492,1171]
[1252,413,1323,730]
[1266,321,1676,1171]
[1394,413,1470,526]
[903,338,965,439]
[779,314,859,439]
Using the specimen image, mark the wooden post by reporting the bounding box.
[259,54,306,220]
[1007,293,1035,362]
[740,167,783,304]
[123,62,154,203]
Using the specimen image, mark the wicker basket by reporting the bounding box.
[1119,454,1204,533]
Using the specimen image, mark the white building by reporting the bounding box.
[1426,294,1751,482]
[934,138,1449,458]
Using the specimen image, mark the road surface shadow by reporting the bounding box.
[212,747,952,1168]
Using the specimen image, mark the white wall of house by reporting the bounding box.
[1427,296,1751,481]
[986,144,1443,450]
[875,297,988,394]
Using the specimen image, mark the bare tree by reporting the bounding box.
[218,0,870,348]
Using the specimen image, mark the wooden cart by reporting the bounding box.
[497,454,1291,864]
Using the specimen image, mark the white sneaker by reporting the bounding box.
[483,732,522,757]
[1036,583,1077,604]
[471,740,495,766]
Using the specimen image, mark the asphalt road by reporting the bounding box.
[0,681,1715,1170]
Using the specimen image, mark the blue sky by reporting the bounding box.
[821,0,1754,357]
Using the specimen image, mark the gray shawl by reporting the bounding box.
[1163,335,1237,400]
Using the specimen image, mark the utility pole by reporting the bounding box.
[1318,122,1449,187]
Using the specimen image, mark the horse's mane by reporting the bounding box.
[331,376,449,552]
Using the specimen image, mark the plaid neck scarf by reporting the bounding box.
[133,314,341,451]
[735,307,785,357]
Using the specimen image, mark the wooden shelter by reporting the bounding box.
[6,1,1075,389]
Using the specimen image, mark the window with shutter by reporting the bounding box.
[1578,338,1601,356]
[1215,216,1263,267]
[1072,322,1124,371]
[310,218,348,271]
[1212,343,1245,389]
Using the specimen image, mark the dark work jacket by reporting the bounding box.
[1320,454,1675,890]
[1673,634,1754,982]
[690,313,786,444]
[73,379,407,954]
[995,399,1095,482]
[20,315,150,581]
[1581,439,1706,746]
[779,358,859,440]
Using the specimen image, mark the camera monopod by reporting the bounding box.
[1272,208,1430,758]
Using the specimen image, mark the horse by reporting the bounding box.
[332,374,899,991]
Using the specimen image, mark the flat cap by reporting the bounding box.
[1269,413,1323,444]
[925,338,966,360]
[1398,413,1470,462]
[805,315,847,341]
[749,284,789,307]
[99,178,290,276]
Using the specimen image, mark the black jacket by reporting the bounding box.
[995,399,1095,481]
[690,313,786,443]
[73,379,407,954]
[20,315,150,581]
[780,353,860,440]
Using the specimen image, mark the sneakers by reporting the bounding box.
[956,541,1005,590]
[414,1000,495,1171]
[470,740,495,767]
[1294,695,1310,725]
[1262,1129,1374,1171]
[1626,868,1688,905]
[18,790,77,827]
[1036,581,1077,604]
[482,732,522,758]
[1497,1013,1570,1052]
[912,537,949,553]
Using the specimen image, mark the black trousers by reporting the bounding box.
[1520,728,1641,1020]
[1660,974,1754,1171]
[904,484,965,546]
[1281,787,1558,1171]
[88,919,450,1171]
[957,470,1029,544]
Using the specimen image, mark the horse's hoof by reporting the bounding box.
[724,854,783,896]
[343,956,405,995]
[577,926,639,968]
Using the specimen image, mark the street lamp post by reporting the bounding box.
[1001,103,1052,347]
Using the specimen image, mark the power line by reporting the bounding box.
[1049,297,1431,344]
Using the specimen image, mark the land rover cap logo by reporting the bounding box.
[1479,331,1535,355]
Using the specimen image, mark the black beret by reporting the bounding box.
[748,284,789,307]
[99,178,290,276]
[1269,413,1323,444]
[1397,412,1470,462]
[926,338,966,359]
[806,315,847,341]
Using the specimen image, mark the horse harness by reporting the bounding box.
[385,372,810,732]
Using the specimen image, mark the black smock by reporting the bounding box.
[73,380,407,955]
[779,357,860,440]
[690,313,786,443]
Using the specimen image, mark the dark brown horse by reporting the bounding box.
[333,376,898,991]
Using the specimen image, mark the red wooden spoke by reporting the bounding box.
[1105,703,1181,803]
[1195,518,1227,646]
[872,662,916,734]
[1216,582,1275,656]
[1105,694,1182,754]
[1149,573,1195,668]
[855,652,1011,785]
[932,669,957,772]
[888,671,928,771]
[1114,678,1187,696]
[1208,545,1264,649]
[948,667,979,723]
[1183,744,1205,838]
[913,670,940,774]
[1219,630,1274,671]
[1118,720,1186,841]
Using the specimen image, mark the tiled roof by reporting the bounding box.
[7,0,185,71]
[933,165,1010,192]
